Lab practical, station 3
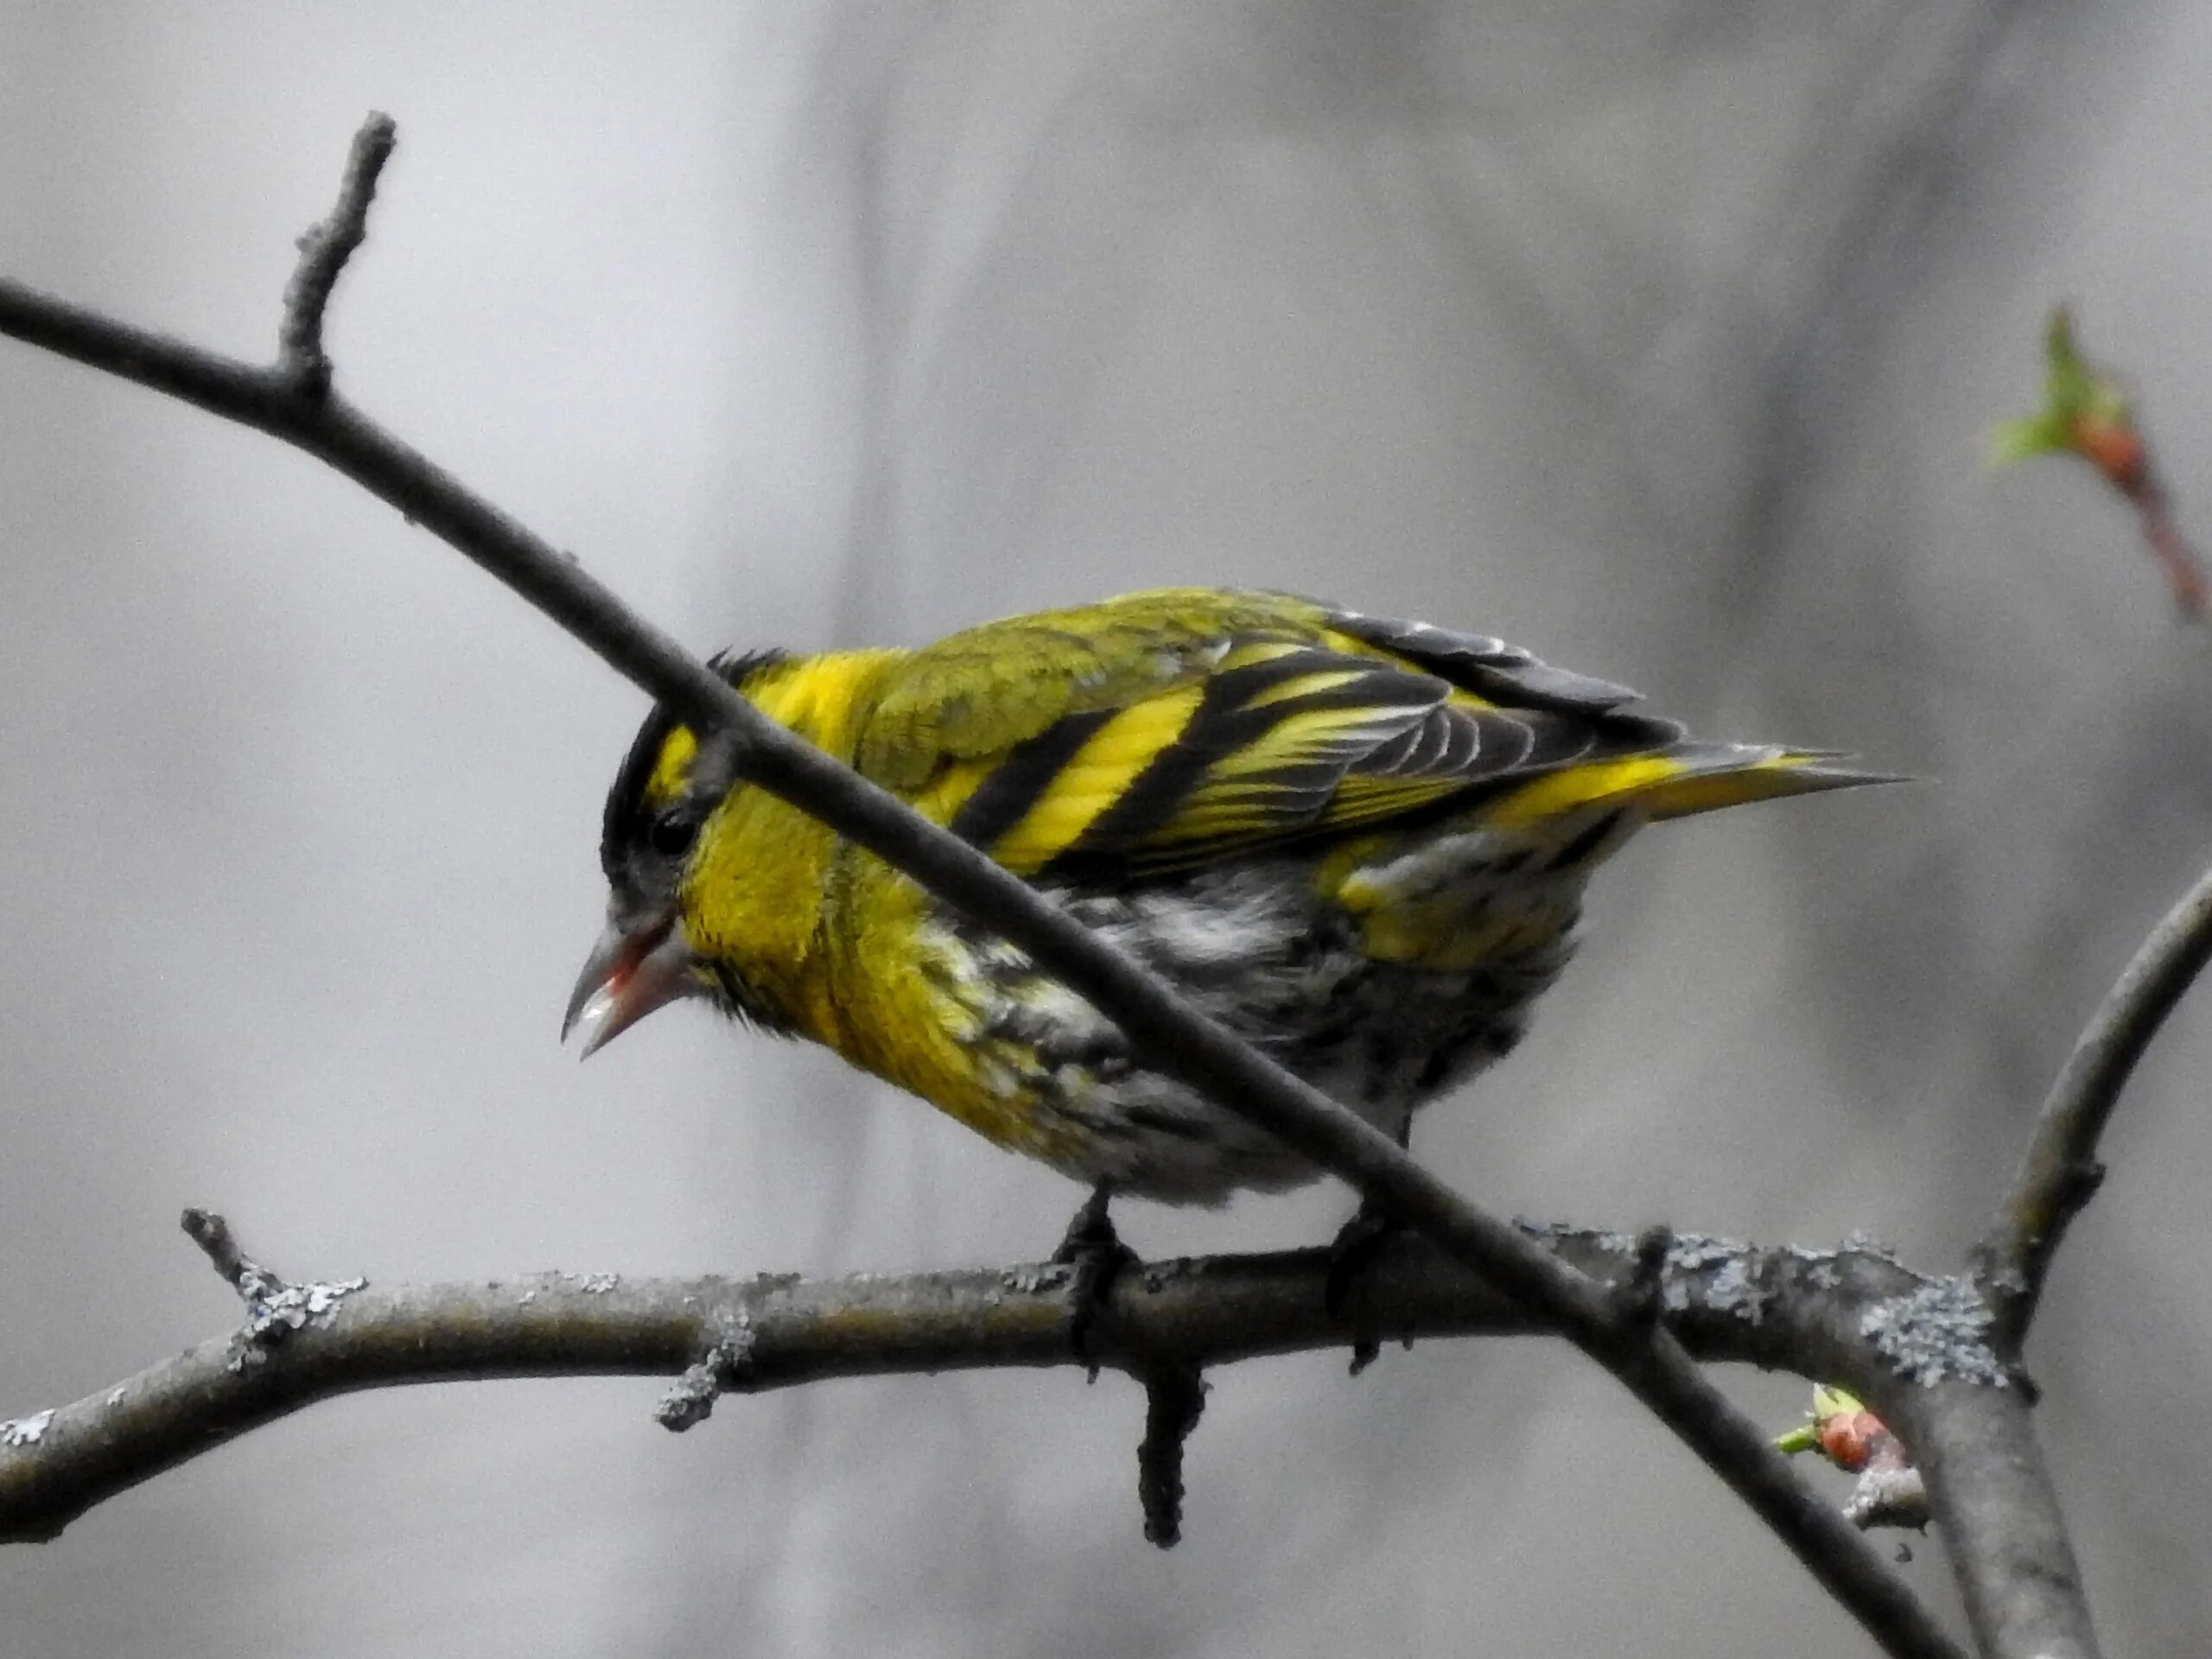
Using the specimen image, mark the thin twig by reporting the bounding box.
[1977,858,2212,1351]
[0,1224,1930,1551]
[1993,305,2209,621]
[2135,484,2209,621]
[0,113,1965,1659]
[277,112,396,394]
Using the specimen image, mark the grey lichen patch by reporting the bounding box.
[1663,1232,1745,1269]
[1786,1236,1913,1294]
[1702,1255,1770,1325]
[227,1276,369,1372]
[1803,1256,1844,1292]
[555,1270,622,1294]
[1839,1230,1903,1265]
[1860,1276,2009,1388]
[1002,1263,1072,1295]
[1655,1233,1766,1322]
[655,1321,759,1432]
[1,1408,54,1448]
[1511,1217,1636,1257]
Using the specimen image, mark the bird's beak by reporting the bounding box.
[563,910,700,1058]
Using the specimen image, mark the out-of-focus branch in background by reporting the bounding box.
[1992,305,2209,618]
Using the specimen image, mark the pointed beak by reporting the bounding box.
[563,910,701,1058]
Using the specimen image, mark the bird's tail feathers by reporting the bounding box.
[1639,747,1905,823]
[1483,746,1903,829]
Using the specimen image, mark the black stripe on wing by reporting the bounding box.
[1039,648,1442,870]
[1024,628,1697,885]
[946,705,1120,852]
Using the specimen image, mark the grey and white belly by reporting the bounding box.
[916,854,1588,1204]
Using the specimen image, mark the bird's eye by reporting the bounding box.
[648,810,700,857]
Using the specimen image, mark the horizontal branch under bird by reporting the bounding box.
[0,1214,1939,1551]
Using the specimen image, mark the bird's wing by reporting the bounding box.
[849,589,1825,881]
[855,590,1341,789]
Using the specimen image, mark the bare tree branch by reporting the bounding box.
[1885,1383,2096,1659]
[1976,858,2212,1352]
[0,1216,1935,1554]
[0,112,1957,1658]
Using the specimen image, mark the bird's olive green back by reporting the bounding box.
[837,588,1818,882]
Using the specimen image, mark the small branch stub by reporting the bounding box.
[1137,1366,1207,1548]
[181,1207,281,1302]
[654,1324,758,1432]
[277,111,397,394]
[180,1207,365,1370]
[1779,1386,1930,1533]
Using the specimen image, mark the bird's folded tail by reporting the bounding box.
[1484,746,1904,830]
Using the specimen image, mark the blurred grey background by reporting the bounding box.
[4,3,2209,1655]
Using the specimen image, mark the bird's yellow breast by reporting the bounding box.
[671,650,1077,1156]
[818,855,1092,1162]
[676,651,896,1043]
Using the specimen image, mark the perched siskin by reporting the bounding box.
[566,588,1878,1205]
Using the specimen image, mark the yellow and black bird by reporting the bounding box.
[565,588,1876,1206]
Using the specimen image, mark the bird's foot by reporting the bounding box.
[1053,1185,1138,1379]
[1325,1201,1409,1376]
